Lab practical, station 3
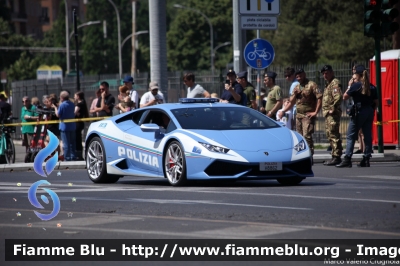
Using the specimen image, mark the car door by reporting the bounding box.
[120,109,172,174]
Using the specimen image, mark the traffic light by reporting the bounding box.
[381,0,399,36]
[364,0,380,37]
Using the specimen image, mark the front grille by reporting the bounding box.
[204,158,312,177]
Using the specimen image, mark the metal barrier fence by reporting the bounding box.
[10,62,369,144]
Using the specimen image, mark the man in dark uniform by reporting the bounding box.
[220,70,243,105]
[0,94,11,123]
[278,69,322,156]
[321,65,343,166]
[236,71,257,109]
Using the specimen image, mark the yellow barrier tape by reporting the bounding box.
[374,120,400,125]
[2,116,111,127]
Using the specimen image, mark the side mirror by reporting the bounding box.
[277,121,286,127]
[140,123,160,132]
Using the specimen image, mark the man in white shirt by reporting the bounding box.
[183,73,210,98]
[140,81,164,108]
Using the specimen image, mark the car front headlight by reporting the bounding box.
[199,142,230,154]
[294,140,307,152]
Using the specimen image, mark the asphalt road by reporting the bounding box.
[1,163,400,266]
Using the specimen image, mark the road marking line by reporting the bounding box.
[61,197,312,211]
[355,175,400,180]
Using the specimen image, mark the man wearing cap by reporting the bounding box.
[220,70,244,105]
[140,81,164,108]
[183,73,211,98]
[261,72,282,119]
[321,65,343,166]
[278,69,322,156]
[236,71,257,109]
[122,75,139,109]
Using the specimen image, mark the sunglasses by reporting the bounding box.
[22,100,29,103]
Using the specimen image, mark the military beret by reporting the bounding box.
[237,71,248,79]
[320,65,333,73]
[265,71,277,79]
[227,69,236,76]
[295,69,304,75]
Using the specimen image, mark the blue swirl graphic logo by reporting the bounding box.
[34,130,59,177]
[28,180,60,221]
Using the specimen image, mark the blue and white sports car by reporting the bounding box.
[85,98,313,186]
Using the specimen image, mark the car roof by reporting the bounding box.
[144,102,246,112]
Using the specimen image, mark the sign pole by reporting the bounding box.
[256,30,261,110]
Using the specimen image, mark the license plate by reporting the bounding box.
[260,162,282,171]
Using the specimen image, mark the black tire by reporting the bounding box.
[24,153,32,163]
[163,141,187,186]
[30,151,39,163]
[86,137,119,183]
[277,177,304,186]
[5,137,15,164]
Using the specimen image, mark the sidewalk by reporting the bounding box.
[1,140,399,172]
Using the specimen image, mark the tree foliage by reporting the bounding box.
[0,0,392,78]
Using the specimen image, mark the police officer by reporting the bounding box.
[260,72,282,119]
[320,65,343,166]
[336,65,378,168]
[278,69,322,156]
[236,71,257,109]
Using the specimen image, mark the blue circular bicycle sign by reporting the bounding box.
[244,38,275,69]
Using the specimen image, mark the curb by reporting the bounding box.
[1,161,86,173]
[314,153,399,163]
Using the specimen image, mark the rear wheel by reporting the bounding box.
[277,177,304,186]
[164,141,187,186]
[24,153,32,163]
[30,151,39,163]
[86,137,119,183]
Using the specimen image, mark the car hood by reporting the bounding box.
[187,127,293,152]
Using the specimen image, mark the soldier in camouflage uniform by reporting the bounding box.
[278,69,322,156]
[320,65,343,165]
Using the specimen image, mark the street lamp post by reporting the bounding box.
[173,4,213,74]
[69,21,101,40]
[67,21,101,74]
[121,30,149,76]
[107,0,122,79]
[65,0,69,74]
[213,41,231,73]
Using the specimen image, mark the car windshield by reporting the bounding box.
[171,107,280,130]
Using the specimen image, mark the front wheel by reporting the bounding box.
[277,177,304,186]
[86,137,119,183]
[5,137,15,164]
[164,141,187,186]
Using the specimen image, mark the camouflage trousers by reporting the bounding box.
[296,113,315,155]
[325,115,343,157]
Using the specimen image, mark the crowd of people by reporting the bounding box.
[0,68,378,167]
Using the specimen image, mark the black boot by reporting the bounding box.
[357,156,370,167]
[336,156,352,168]
[324,156,342,166]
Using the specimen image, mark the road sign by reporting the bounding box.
[244,38,275,69]
[239,0,280,15]
[240,16,277,30]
